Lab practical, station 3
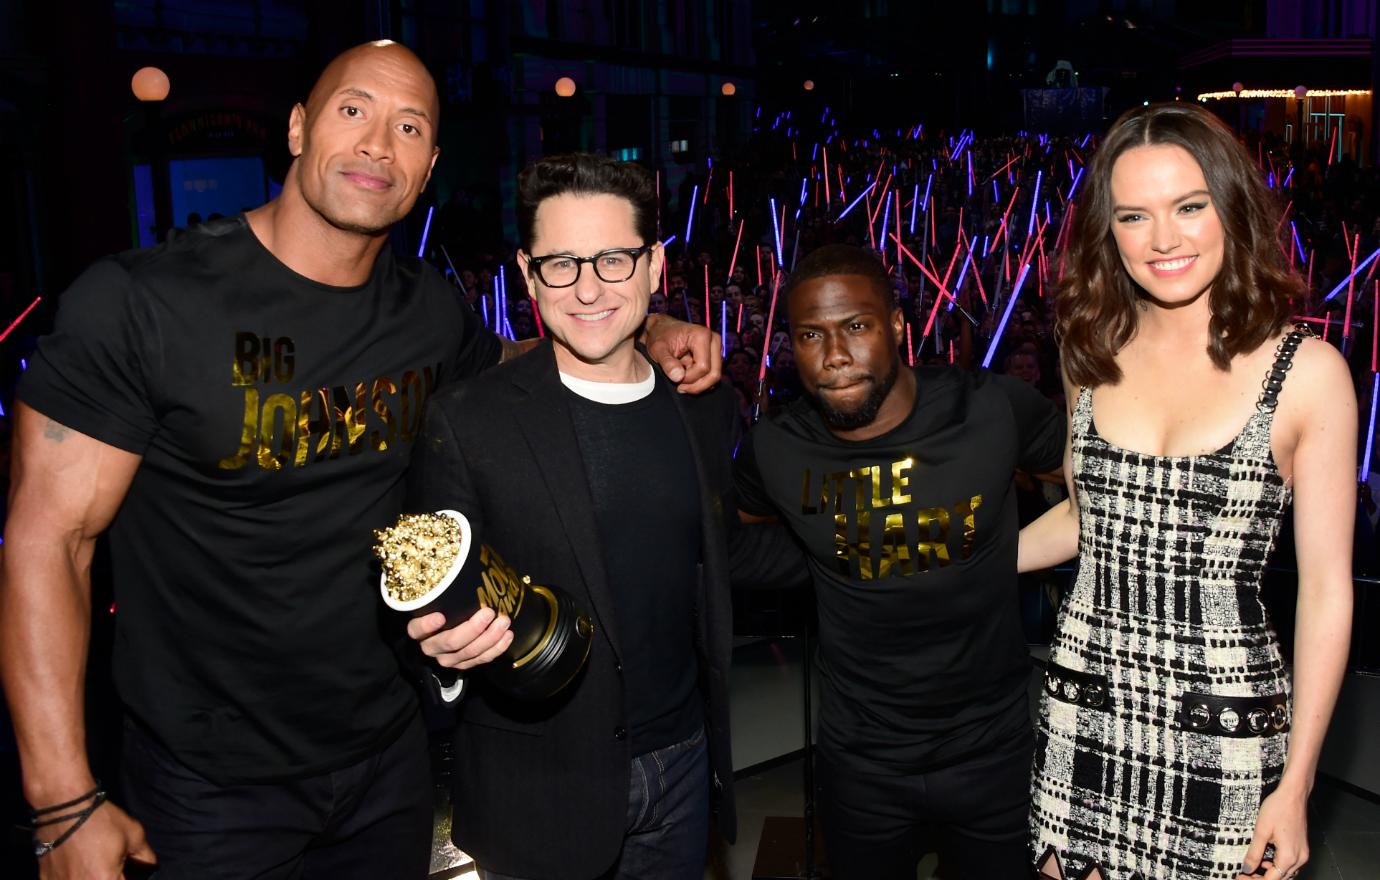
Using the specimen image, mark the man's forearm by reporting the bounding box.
[0,543,98,805]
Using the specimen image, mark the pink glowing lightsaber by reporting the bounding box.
[906,323,914,367]
[757,272,784,383]
[1345,233,1360,339]
[919,241,965,338]
[1373,283,1379,373]
[889,234,957,309]
[0,296,42,344]
[725,219,745,285]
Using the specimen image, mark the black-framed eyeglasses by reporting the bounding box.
[526,245,652,288]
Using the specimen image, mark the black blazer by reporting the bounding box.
[407,340,769,879]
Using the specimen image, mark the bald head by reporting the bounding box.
[277,39,442,238]
[306,41,440,145]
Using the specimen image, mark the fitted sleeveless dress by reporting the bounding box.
[1030,329,1307,879]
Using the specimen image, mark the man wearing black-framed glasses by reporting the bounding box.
[405,153,801,879]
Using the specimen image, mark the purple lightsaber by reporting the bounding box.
[1362,373,1379,481]
[982,263,1033,368]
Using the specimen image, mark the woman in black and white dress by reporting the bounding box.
[1019,103,1354,880]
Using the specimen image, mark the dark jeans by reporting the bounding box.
[816,727,1033,880]
[120,712,433,880]
[480,727,709,880]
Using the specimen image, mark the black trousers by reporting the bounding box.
[120,712,433,880]
[815,726,1033,880]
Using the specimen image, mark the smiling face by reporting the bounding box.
[288,43,440,236]
[518,193,663,381]
[1109,143,1225,309]
[787,273,910,435]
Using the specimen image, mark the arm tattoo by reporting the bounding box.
[42,419,71,443]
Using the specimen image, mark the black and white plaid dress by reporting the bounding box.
[1031,330,1306,879]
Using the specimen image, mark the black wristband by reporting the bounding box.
[32,790,108,858]
[28,781,103,818]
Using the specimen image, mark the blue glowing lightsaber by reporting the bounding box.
[1324,247,1380,302]
[909,183,919,235]
[1066,166,1085,202]
[879,190,893,253]
[1362,373,1379,481]
[835,182,876,221]
[770,197,784,267]
[685,185,699,249]
[416,205,434,258]
[982,263,1032,368]
[1026,170,1042,241]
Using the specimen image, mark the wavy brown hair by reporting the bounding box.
[1056,102,1303,386]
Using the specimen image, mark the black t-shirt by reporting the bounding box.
[735,366,1064,772]
[18,216,502,784]
[567,381,703,755]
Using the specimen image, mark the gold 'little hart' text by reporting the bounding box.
[218,332,440,471]
[800,456,982,580]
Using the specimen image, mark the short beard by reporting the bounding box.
[810,358,900,431]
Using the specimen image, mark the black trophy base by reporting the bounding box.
[485,585,593,700]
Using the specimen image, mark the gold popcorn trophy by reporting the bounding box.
[376,510,594,700]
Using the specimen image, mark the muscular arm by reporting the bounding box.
[0,402,151,872]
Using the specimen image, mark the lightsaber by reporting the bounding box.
[835,182,876,221]
[878,190,893,254]
[1026,170,1042,241]
[1066,166,1085,203]
[1345,233,1360,339]
[721,301,727,357]
[982,263,1033,368]
[770,197,785,267]
[1362,373,1379,481]
[0,295,43,345]
[1323,247,1380,301]
[909,183,919,235]
[685,185,699,250]
[725,219,745,285]
[416,205,434,257]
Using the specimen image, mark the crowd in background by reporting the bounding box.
[428,116,1380,589]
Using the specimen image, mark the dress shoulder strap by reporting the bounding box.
[1255,324,1313,413]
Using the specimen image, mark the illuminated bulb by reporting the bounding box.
[554,77,576,97]
[131,67,170,102]
[803,79,815,91]
[721,82,736,96]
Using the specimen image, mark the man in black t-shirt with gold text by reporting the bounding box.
[0,42,717,880]
[736,244,1065,880]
